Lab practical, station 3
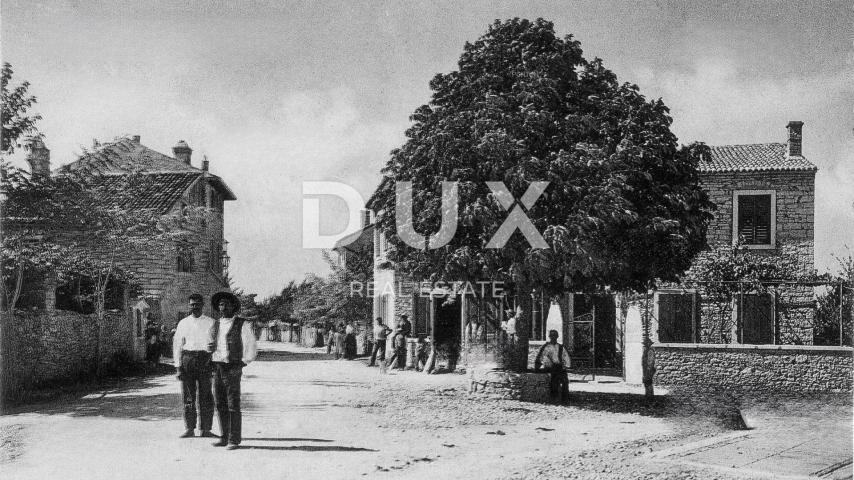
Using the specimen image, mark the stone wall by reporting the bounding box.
[469,367,551,401]
[2,308,134,399]
[699,170,815,274]
[654,343,852,393]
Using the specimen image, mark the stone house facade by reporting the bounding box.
[55,136,237,355]
[3,136,235,394]
[654,121,818,346]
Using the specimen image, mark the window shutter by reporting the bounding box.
[738,196,755,243]
[754,195,771,244]
[737,194,772,245]
[657,292,699,343]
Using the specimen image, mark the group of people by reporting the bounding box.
[325,321,358,360]
[368,315,432,372]
[172,291,258,450]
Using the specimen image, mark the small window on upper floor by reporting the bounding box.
[176,244,194,272]
[733,190,775,249]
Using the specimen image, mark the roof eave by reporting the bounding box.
[207,175,237,201]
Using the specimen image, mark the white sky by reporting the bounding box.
[2,0,852,296]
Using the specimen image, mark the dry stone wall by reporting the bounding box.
[2,309,134,398]
[654,343,852,393]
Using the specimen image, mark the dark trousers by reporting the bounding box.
[385,347,405,370]
[180,351,214,432]
[548,367,569,403]
[213,362,243,445]
[369,340,386,366]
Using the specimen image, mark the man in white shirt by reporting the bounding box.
[172,293,217,438]
[534,330,572,404]
[209,291,257,450]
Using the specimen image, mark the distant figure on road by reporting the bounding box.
[534,330,571,404]
[144,317,161,367]
[369,317,391,366]
[172,293,217,438]
[414,336,430,372]
[326,324,335,354]
[399,314,412,338]
[210,291,257,450]
[384,326,407,372]
[329,323,346,360]
[344,321,357,360]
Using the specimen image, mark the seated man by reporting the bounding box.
[534,330,571,404]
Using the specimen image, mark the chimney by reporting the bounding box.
[202,155,209,172]
[172,140,193,165]
[786,121,803,157]
[361,209,373,228]
[25,138,51,178]
[131,135,141,143]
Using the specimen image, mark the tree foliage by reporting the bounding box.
[690,243,798,301]
[814,250,853,346]
[1,62,41,154]
[371,18,714,298]
[260,247,372,328]
[1,162,201,314]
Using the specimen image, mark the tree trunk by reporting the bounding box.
[641,288,655,399]
[495,287,532,372]
[2,262,24,315]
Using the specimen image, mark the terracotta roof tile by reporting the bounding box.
[51,137,236,210]
[56,138,201,175]
[700,143,817,173]
[97,172,201,214]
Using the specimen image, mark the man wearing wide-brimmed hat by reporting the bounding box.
[209,291,257,450]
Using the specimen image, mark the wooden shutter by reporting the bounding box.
[737,195,772,245]
[754,195,771,244]
[738,196,755,243]
[657,292,698,343]
[740,293,774,344]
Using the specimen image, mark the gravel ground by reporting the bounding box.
[2,342,848,480]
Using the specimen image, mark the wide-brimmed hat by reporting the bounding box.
[211,291,241,314]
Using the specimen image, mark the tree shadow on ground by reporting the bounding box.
[242,437,333,442]
[5,376,182,420]
[241,445,377,452]
[255,350,335,362]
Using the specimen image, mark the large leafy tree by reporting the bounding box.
[371,19,714,370]
[1,62,42,154]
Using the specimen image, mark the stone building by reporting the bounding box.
[54,136,237,345]
[3,136,235,394]
[654,121,817,346]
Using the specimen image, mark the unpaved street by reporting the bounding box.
[1,342,850,480]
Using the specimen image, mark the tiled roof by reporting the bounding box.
[334,224,374,251]
[52,137,236,210]
[55,138,201,175]
[700,143,817,173]
[96,172,202,214]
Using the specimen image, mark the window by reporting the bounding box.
[176,244,194,272]
[655,291,700,343]
[207,240,222,273]
[55,275,95,314]
[733,190,775,248]
[379,294,391,325]
[136,310,143,337]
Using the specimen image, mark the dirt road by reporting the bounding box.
[1,342,850,480]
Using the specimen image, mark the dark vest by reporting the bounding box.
[212,317,245,365]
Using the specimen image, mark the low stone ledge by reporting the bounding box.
[656,343,853,353]
[469,367,551,402]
